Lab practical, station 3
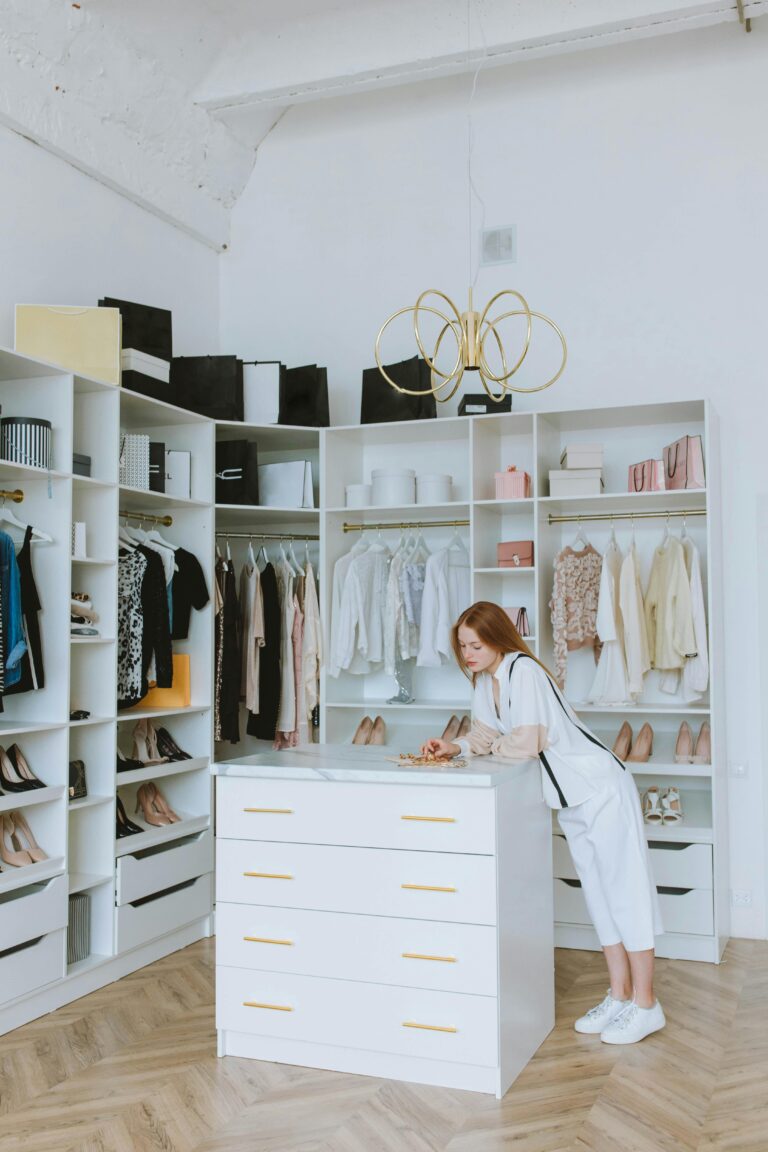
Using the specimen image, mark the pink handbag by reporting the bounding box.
[663,435,706,491]
[494,466,531,500]
[628,459,665,493]
[497,540,534,568]
[504,606,531,636]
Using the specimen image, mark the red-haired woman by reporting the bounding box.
[423,600,665,1045]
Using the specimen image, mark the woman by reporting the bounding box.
[423,601,665,1045]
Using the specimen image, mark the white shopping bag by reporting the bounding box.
[258,460,314,508]
[243,362,281,425]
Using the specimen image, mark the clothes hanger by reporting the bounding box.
[661,512,671,544]
[247,535,256,566]
[448,523,468,556]
[0,497,52,543]
[226,534,232,562]
[572,516,589,549]
[287,539,302,574]
[609,515,617,548]
[681,512,688,540]
[256,543,268,569]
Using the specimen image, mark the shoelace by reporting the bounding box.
[585,995,615,1019]
[609,1003,640,1030]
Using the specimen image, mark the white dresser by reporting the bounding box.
[214,746,554,1098]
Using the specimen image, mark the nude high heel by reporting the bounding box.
[441,715,461,742]
[674,721,694,764]
[612,721,633,761]
[368,716,386,745]
[692,722,711,764]
[9,811,48,862]
[135,782,171,827]
[626,722,653,763]
[132,720,168,766]
[148,782,180,824]
[352,716,373,745]
[0,814,33,866]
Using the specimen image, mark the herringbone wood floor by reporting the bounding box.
[0,937,765,1152]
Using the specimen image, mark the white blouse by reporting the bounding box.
[456,651,623,810]
[417,548,471,668]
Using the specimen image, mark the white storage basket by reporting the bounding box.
[371,468,415,506]
[119,432,150,489]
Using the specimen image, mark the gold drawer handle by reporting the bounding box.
[244,936,294,946]
[243,1001,293,1012]
[401,883,456,893]
[243,807,294,814]
[243,872,294,880]
[401,815,456,823]
[403,1021,457,1034]
[402,952,457,963]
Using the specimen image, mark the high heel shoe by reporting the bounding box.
[368,716,386,745]
[155,727,191,761]
[9,811,48,862]
[441,715,461,742]
[116,795,143,838]
[6,745,45,789]
[674,721,694,763]
[117,748,144,773]
[132,719,168,766]
[661,787,684,824]
[0,746,43,793]
[456,715,471,739]
[352,716,373,745]
[147,782,180,824]
[612,721,633,761]
[642,787,664,825]
[692,721,711,765]
[135,782,171,827]
[626,722,653,763]
[0,814,33,866]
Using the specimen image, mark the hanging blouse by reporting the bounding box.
[329,544,390,676]
[302,562,322,728]
[171,548,210,640]
[644,537,696,672]
[588,541,631,705]
[619,544,651,699]
[240,561,265,714]
[549,544,602,689]
[660,537,709,699]
[417,548,471,667]
[5,526,44,695]
[247,562,281,741]
[117,548,149,709]
[275,558,297,732]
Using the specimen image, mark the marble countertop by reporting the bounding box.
[213,743,526,788]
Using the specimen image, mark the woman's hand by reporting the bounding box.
[421,738,461,760]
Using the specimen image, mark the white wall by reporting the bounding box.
[0,125,220,354]
[221,20,768,938]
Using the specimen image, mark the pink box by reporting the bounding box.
[494,467,531,499]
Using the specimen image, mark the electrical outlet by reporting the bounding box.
[732,890,752,907]
[729,762,748,778]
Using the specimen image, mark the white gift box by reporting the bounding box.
[560,444,604,470]
[258,460,314,508]
[121,349,170,382]
[549,468,604,497]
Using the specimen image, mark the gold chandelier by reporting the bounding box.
[375,286,567,402]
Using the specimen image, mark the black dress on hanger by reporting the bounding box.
[4,525,43,696]
[247,561,280,741]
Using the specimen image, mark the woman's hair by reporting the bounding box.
[451,601,554,683]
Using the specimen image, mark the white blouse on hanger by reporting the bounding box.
[619,543,651,699]
[329,543,390,676]
[660,537,709,699]
[588,540,631,705]
[328,541,374,677]
[302,561,322,722]
[644,536,696,672]
[417,548,471,668]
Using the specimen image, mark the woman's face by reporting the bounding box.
[458,625,502,674]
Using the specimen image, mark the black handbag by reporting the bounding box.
[278,364,330,427]
[68,760,87,801]
[171,356,244,421]
[458,392,512,416]
[149,441,165,493]
[361,356,437,424]
[99,297,172,360]
[215,440,259,505]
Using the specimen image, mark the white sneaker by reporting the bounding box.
[600,1000,666,1045]
[574,993,631,1034]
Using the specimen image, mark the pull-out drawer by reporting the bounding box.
[216,778,495,855]
[216,966,498,1068]
[116,830,213,906]
[116,874,212,953]
[217,839,497,926]
[554,878,714,936]
[0,929,65,1004]
[0,873,68,953]
[216,902,498,996]
[553,835,713,890]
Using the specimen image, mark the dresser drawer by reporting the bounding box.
[216,839,497,926]
[0,930,64,1004]
[116,874,212,953]
[216,966,498,1068]
[216,902,498,995]
[553,835,713,890]
[116,829,213,905]
[554,878,714,936]
[216,778,495,855]
[0,873,68,953]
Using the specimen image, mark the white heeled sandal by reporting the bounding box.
[642,787,664,825]
[661,787,684,824]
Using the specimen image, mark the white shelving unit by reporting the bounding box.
[0,348,215,1038]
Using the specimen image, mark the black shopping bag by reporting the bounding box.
[171,356,244,421]
[99,297,172,360]
[215,440,259,505]
[361,356,437,424]
[278,364,330,427]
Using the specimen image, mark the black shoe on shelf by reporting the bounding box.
[0,746,44,792]
[155,728,192,761]
[117,749,145,773]
[116,795,143,838]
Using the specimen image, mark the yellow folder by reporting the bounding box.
[15,304,122,385]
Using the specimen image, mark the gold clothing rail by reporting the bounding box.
[343,519,470,533]
[547,508,706,526]
[119,509,173,527]
[216,531,319,542]
[0,489,24,503]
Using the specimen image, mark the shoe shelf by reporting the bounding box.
[571,702,711,715]
[71,556,117,567]
[115,757,210,787]
[69,872,112,895]
[0,786,66,815]
[117,705,210,722]
[0,857,66,895]
[70,637,115,646]
[68,794,113,812]
[0,721,67,738]
[69,715,114,728]
[325,700,471,711]
[114,814,210,858]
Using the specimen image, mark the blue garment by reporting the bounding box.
[0,530,27,686]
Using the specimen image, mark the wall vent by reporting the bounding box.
[481,226,517,266]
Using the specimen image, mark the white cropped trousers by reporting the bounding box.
[557,765,664,953]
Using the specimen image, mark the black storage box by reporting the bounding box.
[458,392,512,416]
[72,452,92,478]
[278,364,330,427]
[99,297,172,361]
[361,357,437,424]
[171,356,244,421]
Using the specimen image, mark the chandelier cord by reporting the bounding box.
[467,0,488,291]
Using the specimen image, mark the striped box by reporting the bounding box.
[0,417,52,470]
